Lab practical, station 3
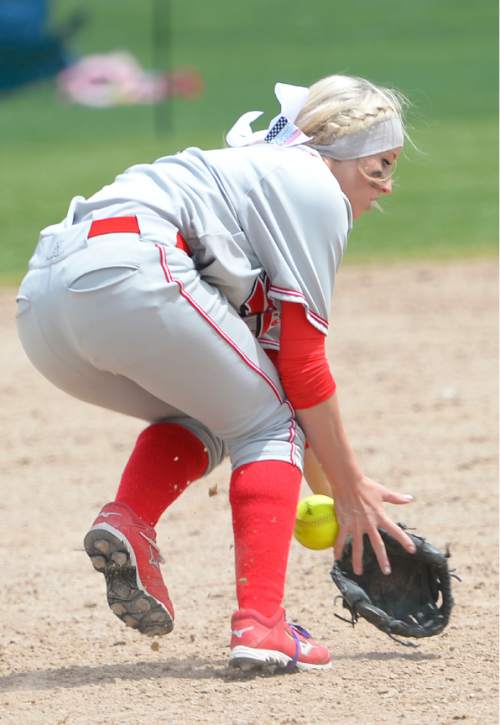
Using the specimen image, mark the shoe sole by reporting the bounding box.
[84,527,174,637]
[229,646,332,674]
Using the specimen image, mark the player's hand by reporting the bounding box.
[333,477,415,575]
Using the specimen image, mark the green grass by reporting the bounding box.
[348,118,498,262]
[1,0,497,283]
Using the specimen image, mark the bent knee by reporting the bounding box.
[151,417,227,475]
[228,403,305,472]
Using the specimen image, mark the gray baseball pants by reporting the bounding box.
[16,215,304,474]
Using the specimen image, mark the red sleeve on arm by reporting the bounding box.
[277,301,336,409]
[264,348,279,367]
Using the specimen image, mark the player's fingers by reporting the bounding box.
[334,526,348,561]
[351,530,364,575]
[380,517,417,554]
[382,490,414,505]
[368,526,391,575]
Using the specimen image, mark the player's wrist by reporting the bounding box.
[328,455,365,492]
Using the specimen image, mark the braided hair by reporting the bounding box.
[295,74,409,146]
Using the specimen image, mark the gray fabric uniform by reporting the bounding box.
[16,144,352,473]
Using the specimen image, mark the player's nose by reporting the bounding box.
[379,178,393,195]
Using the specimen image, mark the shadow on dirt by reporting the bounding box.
[0,657,229,691]
[0,648,440,692]
[335,650,440,662]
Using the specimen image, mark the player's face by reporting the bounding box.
[324,148,401,219]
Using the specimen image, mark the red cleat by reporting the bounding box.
[229,608,332,673]
[83,501,174,636]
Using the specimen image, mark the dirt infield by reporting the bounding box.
[1,259,497,725]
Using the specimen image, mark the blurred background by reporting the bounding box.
[0,0,497,283]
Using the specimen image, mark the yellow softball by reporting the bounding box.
[294,494,339,550]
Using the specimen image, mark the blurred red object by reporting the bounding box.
[57,51,203,107]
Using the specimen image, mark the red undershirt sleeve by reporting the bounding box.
[273,301,336,409]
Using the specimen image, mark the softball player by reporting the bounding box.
[17,74,416,673]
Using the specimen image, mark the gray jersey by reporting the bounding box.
[20,142,352,471]
[43,143,352,346]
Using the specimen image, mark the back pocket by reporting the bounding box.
[68,265,139,292]
[15,295,31,317]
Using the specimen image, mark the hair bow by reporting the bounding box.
[226,83,311,148]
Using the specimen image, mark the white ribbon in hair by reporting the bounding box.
[226,81,404,159]
[225,83,311,148]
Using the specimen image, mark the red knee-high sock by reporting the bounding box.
[229,460,302,618]
[115,422,209,527]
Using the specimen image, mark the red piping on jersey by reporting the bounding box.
[269,284,328,328]
[304,309,328,328]
[286,409,297,465]
[155,243,297,465]
[175,232,192,256]
[88,216,140,238]
[258,337,280,350]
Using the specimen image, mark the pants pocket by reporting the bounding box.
[68,265,139,293]
[15,295,31,317]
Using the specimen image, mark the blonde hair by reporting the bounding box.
[295,74,409,146]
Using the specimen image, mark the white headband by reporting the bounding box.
[311,117,404,160]
[226,82,404,159]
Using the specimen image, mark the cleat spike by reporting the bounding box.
[129,597,151,614]
[94,540,111,555]
[90,555,106,571]
[123,615,139,628]
[111,552,128,566]
[110,581,131,599]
